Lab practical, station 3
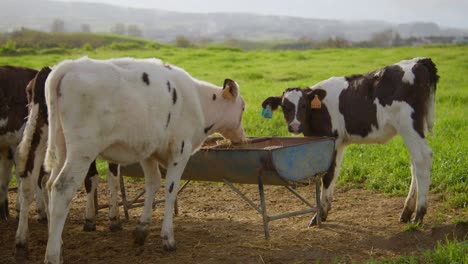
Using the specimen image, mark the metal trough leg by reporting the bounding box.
[175,180,191,215]
[257,173,270,240]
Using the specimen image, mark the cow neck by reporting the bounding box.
[195,80,229,135]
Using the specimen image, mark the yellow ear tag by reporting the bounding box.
[310,95,322,109]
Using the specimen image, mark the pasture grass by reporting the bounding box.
[366,237,468,264]
[2,45,467,210]
[403,222,422,232]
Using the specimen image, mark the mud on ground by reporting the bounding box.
[1,180,467,263]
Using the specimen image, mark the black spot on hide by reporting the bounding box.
[167,81,171,92]
[166,113,171,128]
[172,88,177,104]
[142,73,150,85]
[204,124,215,134]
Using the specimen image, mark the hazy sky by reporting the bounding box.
[56,0,468,28]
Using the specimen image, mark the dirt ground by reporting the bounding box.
[1,180,467,264]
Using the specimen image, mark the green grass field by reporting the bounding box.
[1,44,467,209]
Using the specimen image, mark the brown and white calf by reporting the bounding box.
[43,57,246,263]
[0,66,38,220]
[14,67,122,258]
[262,58,438,226]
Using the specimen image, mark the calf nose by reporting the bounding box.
[288,122,303,134]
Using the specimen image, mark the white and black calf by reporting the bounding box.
[262,58,438,226]
[14,67,123,259]
[42,57,246,263]
[0,66,38,220]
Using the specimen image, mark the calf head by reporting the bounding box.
[215,79,247,143]
[262,87,328,135]
[262,88,309,134]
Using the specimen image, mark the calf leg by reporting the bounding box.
[35,168,48,223]
[15,169,36,259]
[0,147,14,221]
[107,163,121,231]
[160,142,192,251]
[45,157,93,264]
[134,158,160,246]
[309,144,345,226]
[83,161,99,232]
[400,131,432,224]
[400,165,417,222]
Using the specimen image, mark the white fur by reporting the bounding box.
[44,57,246,263]
[395,57,427,85]
[0,118,7,128]
[283,90,302,131]
[16,104,39,177]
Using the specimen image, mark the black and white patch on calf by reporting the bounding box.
[262,58,438,225]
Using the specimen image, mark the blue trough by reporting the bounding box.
[120,136,335,239]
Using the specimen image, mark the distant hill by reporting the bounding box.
[1,0,467,43]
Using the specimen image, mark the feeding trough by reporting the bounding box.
[120,136,335,238]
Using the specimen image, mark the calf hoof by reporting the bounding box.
[399,208,413,223]
[133,227,149,246]
[109,222,122,232]
[412,209,426,225]
[15,243,29,260]
[35,215,48,224]
[83,219,96,232]
[308,212,327,227]
[162,237,177,252]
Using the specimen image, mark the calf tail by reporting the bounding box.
[44,62,72,173]
[16,103,39,178]
[17,67,52,178]
[419,58,439,134]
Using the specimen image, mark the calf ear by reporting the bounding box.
[223,79,239,100]
[261,97,282,111]
[306,88,327,109]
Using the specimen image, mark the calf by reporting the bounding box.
[262,58,438,226]
[0,66,38,220]
[14,67,122,258]
[43,57,246,263]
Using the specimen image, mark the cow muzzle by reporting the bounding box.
[288,121,303,134]
[223,125,247,144]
